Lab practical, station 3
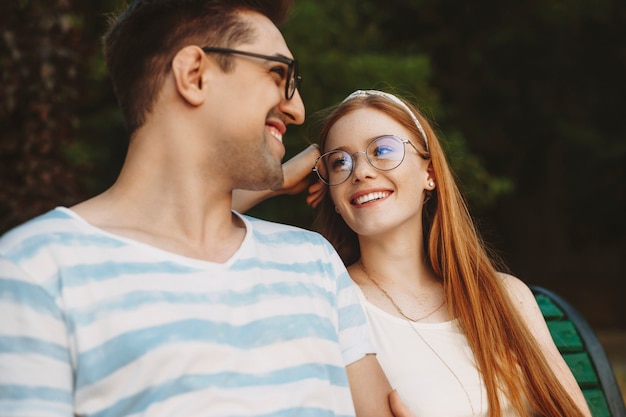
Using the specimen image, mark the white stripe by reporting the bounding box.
[0,301,66,342]
[124,381,354,417]
[76,338,345,407]
[0,353,71,388]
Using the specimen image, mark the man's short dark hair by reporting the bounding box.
[104,0,294,136]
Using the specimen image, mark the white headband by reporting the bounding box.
[342,90,429,152]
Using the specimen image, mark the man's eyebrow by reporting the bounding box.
[275,53,294,61]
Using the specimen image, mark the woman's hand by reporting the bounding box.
[283,144,327,209]
[279,144,321,197]
[306,180,326,209]
[389,390,416,417]
[232,144,322,213]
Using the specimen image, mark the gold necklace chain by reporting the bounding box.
[358,261,446,322]
[358,260,480,416]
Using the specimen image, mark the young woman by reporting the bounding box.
[307,90,590,417]
[233,90,591,416]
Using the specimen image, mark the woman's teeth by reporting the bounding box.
[354,192,389,205]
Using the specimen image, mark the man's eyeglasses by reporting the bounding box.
[313,135,423,186]
[202,47,301,100]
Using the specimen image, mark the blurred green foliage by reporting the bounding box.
[1,0,624,326]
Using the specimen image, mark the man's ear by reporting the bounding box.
[171,46,210,106]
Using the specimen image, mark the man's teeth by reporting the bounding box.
[268,126,283,143]
[354,192,389,205]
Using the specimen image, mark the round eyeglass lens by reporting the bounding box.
[316,150,352,185]
[366,135,406,170]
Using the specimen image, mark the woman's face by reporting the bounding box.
[325,107,433,238]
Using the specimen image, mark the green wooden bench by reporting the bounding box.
[531,285,626,417]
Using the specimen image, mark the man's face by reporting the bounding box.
[204,11,305,192]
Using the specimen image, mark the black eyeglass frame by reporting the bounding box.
[202,47,301,100]
[312,135,425,186]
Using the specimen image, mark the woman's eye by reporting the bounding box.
[373,146,394,158]
[330,157,350,171]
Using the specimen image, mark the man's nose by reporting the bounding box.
[279,88,305,125]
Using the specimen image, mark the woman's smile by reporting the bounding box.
[351,190,392,206]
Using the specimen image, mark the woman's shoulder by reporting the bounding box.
[497,272,545,324]
[497,272,531,297]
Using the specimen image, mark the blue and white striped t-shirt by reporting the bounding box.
[0,207,374,417]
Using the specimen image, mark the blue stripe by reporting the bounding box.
[70,282,334,328]
[0,384,72,404]
[0,278,64,320]
[39,208,73,221]
[61,261,201,286]
[338,303,367,331]
[6,233,126,263]
[337,270,355,291]
[232,258,330,274]
[1,208,72,235]
[251,228,321,246]
[0,336,69,363]
[76,315,337,389]
[0,400,71,416]
[89,363,347,417]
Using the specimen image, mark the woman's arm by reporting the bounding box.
[500,274,592,416]
[232,144,321,213]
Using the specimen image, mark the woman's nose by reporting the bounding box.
[350,152,376,182]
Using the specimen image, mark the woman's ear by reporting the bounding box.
[425,162,437,190]
[171,46,209,106]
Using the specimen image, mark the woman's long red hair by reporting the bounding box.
[313,93,585,417]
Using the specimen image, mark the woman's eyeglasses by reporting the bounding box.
[313,135,423,186]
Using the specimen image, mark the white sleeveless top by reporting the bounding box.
[355,287,520,417]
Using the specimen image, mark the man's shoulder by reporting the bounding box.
[0,207,85,256]
[243,215,318,234]
[243,215,328,246]
[1,207,67,239]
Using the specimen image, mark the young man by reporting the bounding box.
[0,1,400,416]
